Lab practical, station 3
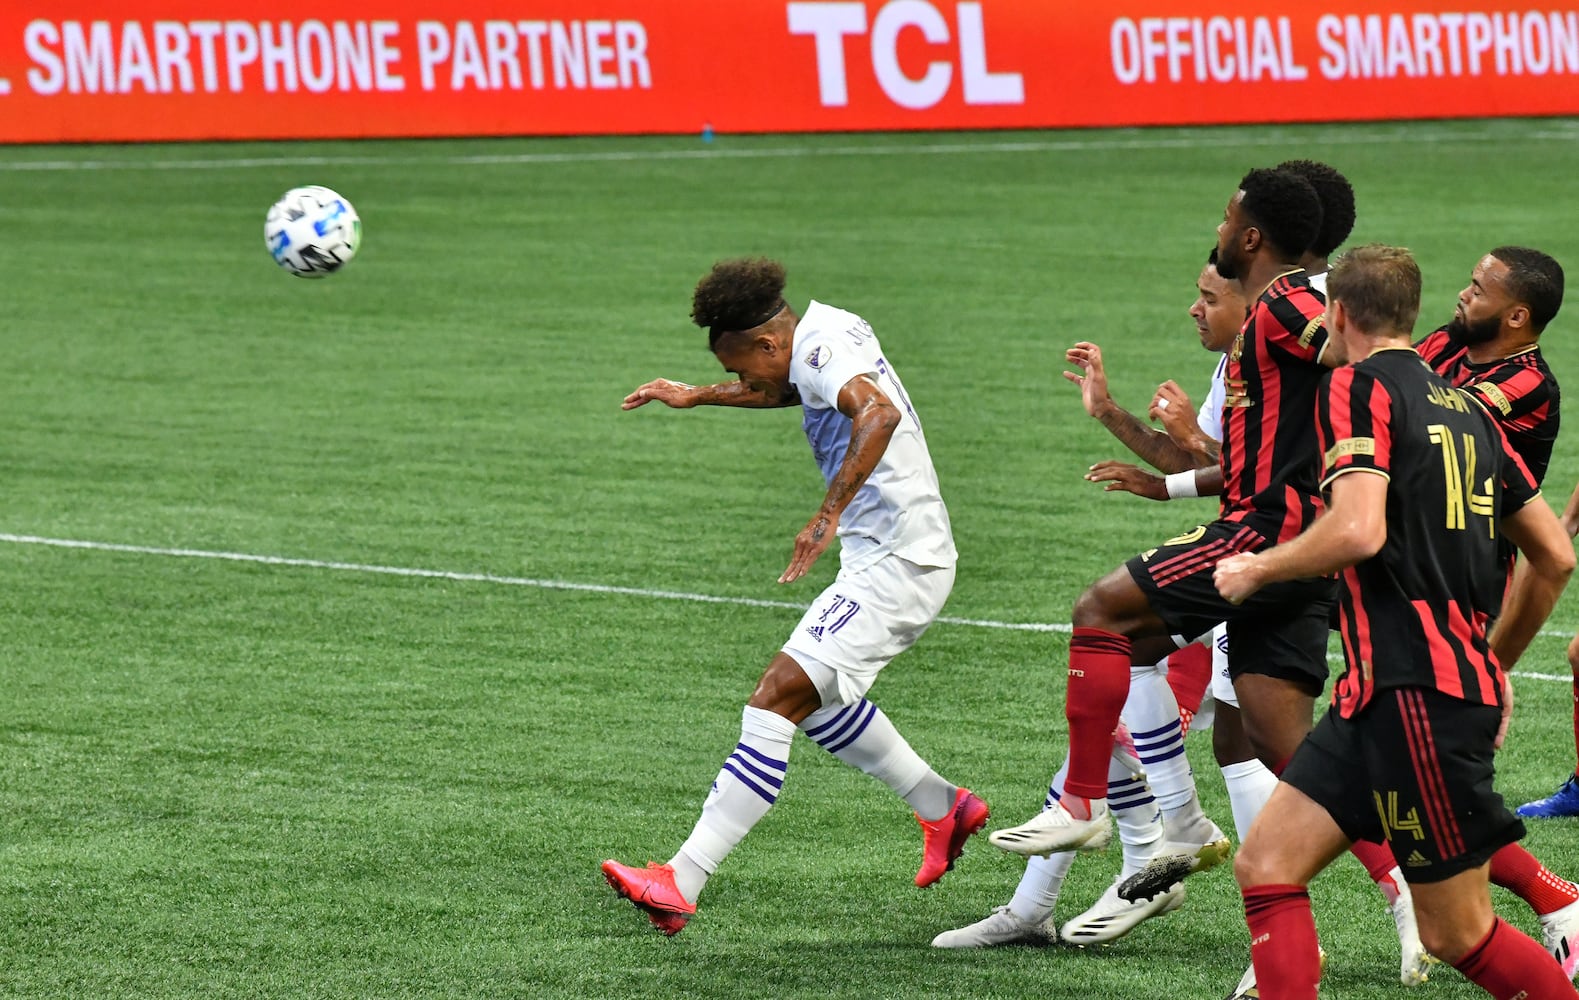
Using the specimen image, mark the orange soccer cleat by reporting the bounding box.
[601,859,697,936]
[915,787,990,888]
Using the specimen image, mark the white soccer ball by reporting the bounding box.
[264,185,361,278]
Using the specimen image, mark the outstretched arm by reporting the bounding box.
[1214,471,1387,603]
[1064,342,1204,474]
[780,374,900,584]
[622,377,799,410]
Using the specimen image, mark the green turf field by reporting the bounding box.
[4,118,1579,999]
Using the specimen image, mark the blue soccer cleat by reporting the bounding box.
[1517,775,1579,819]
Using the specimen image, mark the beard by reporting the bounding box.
[1215,240,1244,281]
[1444,311,1501,346]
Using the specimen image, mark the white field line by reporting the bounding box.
[3,531,1571,681]
[2,124,1575,172]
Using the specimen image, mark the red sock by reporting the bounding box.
[1165,641,1212,730]
[1349,839,1401,899]
[1063,627,1133,800]
[1489,843,1579,916]
[1454,917,1578,999]
[1242,884,1321,1000]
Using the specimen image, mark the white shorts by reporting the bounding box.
[781,555,955,708]
[1180,621,1235,731]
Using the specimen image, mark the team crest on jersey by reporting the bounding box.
[805,345,831,370]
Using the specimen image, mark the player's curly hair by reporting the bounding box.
[691,257,788,348]
[1490,246,1565,332]
[1276,160,1356,258]
[1238,167,1323,262]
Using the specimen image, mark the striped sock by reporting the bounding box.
[672,706,796,902]
[801,698,955,821]
[1489,842,1579,916]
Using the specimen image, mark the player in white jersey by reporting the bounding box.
[602,257,986,936]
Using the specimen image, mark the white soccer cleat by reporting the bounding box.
[931,905,1056,948]
[1060,874,1184,945]
[1116,821,1232,902]
[1386,877,1437,985]
[1224,962,1257,1000]
[1225,947,1327,999]
[989,801,1112,857]
[1540,898,1579,980]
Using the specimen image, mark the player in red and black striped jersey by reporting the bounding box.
[990,168,1345,865]
[1217,245,1577,1000]
[1417,247,1563,485]
[1416,248,1579,823]
[1412,246,1579,971]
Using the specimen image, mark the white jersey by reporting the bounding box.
[1308,270,1328,296]
[1198,355,1227,443]
[788,300,956,573]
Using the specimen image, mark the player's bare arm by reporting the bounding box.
[1085,460,1167,501]
[1149,380,1221,465]
[1492,496,1576,669]
[1214,471,1387,604]
[779,374,900,584]
[623,377,799,410]
[1064,342,1203,474]
[1559,479,1579,538]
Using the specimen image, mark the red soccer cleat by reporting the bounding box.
[915,787,990,888]
[601,859,697,936]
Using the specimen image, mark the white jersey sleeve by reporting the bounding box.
[789,301,956,572]
[1197,355,1227,443]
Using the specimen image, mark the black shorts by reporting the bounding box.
[1126,519,1336,697]
[1281,687,1524,883]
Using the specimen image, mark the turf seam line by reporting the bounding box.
[2,531,1570,681]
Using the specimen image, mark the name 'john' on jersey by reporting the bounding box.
[1319,349,1541,717]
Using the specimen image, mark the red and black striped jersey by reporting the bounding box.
[1219,270,1330,543]
[1415,327,1560,486]
[1320,349,1541,717]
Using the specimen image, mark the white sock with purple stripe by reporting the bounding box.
[1006,754,1164,922]
[671,705,796,903]
[1128,663,1210,832]
[800,698,956,821]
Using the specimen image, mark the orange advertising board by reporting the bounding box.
[2,1,1578,143]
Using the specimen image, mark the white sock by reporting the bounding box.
[1126,663,1199,816]
[1006,751,1163,922]
[671,706,796,902]
[801,698,956,820]
[1220,758,1278,842]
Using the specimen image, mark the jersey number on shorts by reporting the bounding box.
[806,594,862,642]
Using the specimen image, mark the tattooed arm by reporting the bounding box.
[780,374,900,583]
[1064,342,1205,475]
[622,377,800,410]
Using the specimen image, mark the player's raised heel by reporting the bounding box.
[989,801,1111,857]
[601,859,696,936]
[916,787,990,887]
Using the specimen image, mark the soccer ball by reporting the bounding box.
[264,185,361,278]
